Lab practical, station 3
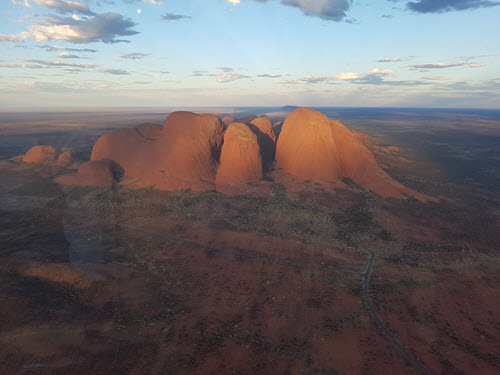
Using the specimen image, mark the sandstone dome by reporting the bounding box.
[150,111,224,190]
[329,120,428,200]
[23,145,57,164]
[135,123,162,139]
[55,160,120,186]
[275,108,342,182]
[234,115,258,125]
[216,123,263,189]
[91,128,155,181]
[222,116,235,128]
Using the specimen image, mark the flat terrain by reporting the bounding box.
[0,108,499,374]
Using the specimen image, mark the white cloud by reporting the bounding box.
[410,62,485,69]
[0,13,138,44]
[119,52,150,59]
[57,52,79,58]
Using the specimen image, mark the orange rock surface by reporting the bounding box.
[55,160,119,186]
[222,116,235,128]
[90,128,155,181]
[275,108,342,182]
[135,123,162,139]
[329,120,429,200]
[151,112,224,191]
[23,145,57,164]
[216,123,263,190]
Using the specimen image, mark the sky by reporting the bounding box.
[0,0,499,108]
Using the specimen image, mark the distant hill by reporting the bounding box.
[281,106,300,112]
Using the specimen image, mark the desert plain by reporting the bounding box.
[0,107,499,375]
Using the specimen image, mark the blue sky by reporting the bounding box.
[1,0,499,108]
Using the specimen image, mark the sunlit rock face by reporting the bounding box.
[135,123,162,139]
[91,111,224,191]
[216,122,263,189]
[329,120,430,200]
[276,108,342,182]
[59,107,432,200]
[23,145,57,164]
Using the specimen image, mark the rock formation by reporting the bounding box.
[329,120,427,199]
[216,123,263,190]
[91,128,155,181]
[90,111,224,191]
[23,145,57,164]
[222,116,235,128]
[151,112,224,190]
[136,123,162,139]
[275,108,342,181]
[55,160,120,186]
[48,107,430,200]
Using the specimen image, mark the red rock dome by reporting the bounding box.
[23,145,57,164]
[55,160,119,186]
[91,128,155,181]
[135,123,162,139]
[329,120,429,200]
[222,116,235,128]
[216,123,263,189]
[275,108,341,182]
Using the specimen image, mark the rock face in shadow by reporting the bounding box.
[135,123,162,139]
[216,123,263,190]
[276,108,342,182]
[273,122,283,139]
[55,160,120,186]
[23,145,57,164]
[249,117,276,168]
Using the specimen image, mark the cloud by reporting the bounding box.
[281,0,351,21]
[192,70,208,76]
[281,68,397,85]
[12,0,31,6]
[98,68,130,75]
[421,76,450,80]
[228,0,352,21]
[214,72,250,83]
[161,13,191,21]
[192,68,250,83]
[409,62,485,69]
[39,44,97,52]
[376,58,402,62]
[123,0,163,4]
[20,58,98,68]
[406,0,500,13]
[0,13,139,44]
[119,52,150,59]
[258,73,283,78]
[17,0,96,15]
[56,52,79,58]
